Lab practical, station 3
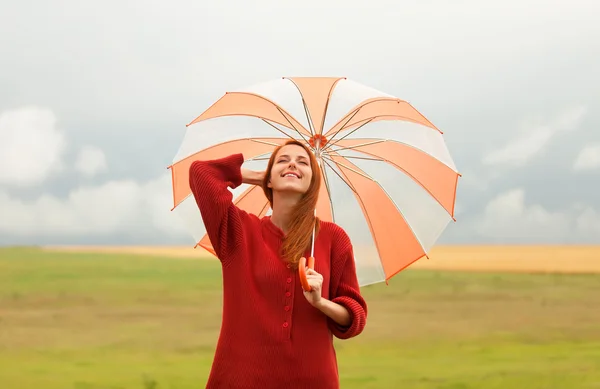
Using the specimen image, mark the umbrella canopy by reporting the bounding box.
[168,77,460,287]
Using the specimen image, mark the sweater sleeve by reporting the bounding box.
[327,227,368,340]
[188,153,246,266]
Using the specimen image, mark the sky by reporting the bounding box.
[1,0,599,247]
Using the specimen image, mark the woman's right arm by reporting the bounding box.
[188,153,262,265]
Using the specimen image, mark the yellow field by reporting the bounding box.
[42,245,600,273]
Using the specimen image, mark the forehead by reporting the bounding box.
[276,144,310,159]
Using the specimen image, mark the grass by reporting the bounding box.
[1,246,600,388]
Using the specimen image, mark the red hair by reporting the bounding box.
[262,139,321,268]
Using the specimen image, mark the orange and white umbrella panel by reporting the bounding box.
[169,77,459,287]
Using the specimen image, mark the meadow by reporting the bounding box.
[1,246,599,388]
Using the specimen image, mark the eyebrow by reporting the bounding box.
[278,154,308,160]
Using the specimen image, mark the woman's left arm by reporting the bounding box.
[305,228,368,339]
[304,269,353,327]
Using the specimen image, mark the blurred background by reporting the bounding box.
[1,0,599,388]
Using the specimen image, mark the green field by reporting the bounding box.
[1,247,600,388]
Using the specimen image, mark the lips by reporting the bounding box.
[282,171,301,178]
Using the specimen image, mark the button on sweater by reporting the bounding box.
[189,153,368,389]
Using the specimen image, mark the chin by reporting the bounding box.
[276,184,308,195]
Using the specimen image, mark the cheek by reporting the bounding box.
[303,176,313,187]
[304,168,313,182]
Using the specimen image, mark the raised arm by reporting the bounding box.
[189,153,256,266]
[326,228,368,339]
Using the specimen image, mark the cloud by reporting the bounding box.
[573,143,600,171]
[0,107,67,187]
[75,146,108,177]
[0,0,598,246]
[0,105,190,244]
[0,172,188,240]
[474,188,600,243]
[482,105,587,167]
[575,207,600,237]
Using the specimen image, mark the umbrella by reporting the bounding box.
[168,77,460,287]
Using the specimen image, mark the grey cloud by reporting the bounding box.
[1,0,599,245]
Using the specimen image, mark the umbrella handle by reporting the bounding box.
[298,256,315,292]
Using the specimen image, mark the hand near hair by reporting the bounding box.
[241,169,265,186]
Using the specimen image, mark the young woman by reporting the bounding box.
[189,139,367,389]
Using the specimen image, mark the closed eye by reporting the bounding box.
[276,155,309,165]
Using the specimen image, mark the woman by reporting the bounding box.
[189,139,367,389]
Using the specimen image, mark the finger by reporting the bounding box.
[306,273,323,280]
[306,268,321,276]
[307,281,321,291]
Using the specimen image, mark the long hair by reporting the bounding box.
[262,139,321,268]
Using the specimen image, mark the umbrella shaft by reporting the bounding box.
[310,156,322,258]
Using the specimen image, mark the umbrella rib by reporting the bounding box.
[284,77,316,137]
[328,114,441,149]
[245,150,273,162]
[319,79,345,136]
[327,152,428,261]
[325,158,387,277]
[320,157,358,194]
[260,120,300,142]
[275,106,311,145]
[324,140,458,219]
[375,180,428,256]
[258,200,271,217]
[326,154,384,163]
[326,137,459,174]
[322,108,363,148]
[233,184,261,205]
[246,156,272,161]
[322,97,403,143]
[321,155,375,182]
[249,138,283,147]
[323,139,386,153]
[322,119,374,153]
[319,160,336,222]
[301,99,315,137]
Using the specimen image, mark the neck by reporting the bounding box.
[270,192,301,233]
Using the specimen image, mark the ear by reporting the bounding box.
[267,179,272,188]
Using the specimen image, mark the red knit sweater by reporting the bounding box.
[188,153,368,389]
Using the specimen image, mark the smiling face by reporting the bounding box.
[267,144,313,195]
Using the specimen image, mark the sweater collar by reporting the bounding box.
[262,216,285,238]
